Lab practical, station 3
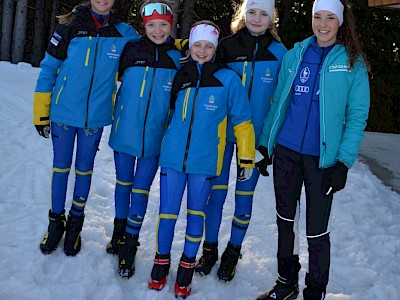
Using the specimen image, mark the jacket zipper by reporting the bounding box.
[247,40,259,99]
[183,69,202,172]
[85,32,100,128]
[141,48,159,157]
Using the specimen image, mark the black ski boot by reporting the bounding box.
[118,232,140,278]
[40,210,66,255]
[217,243,242,282]
[257,277,299,300]
[303,273,326,300]
[195,241,218,276]
[106,218,127,254]
[148,253,171,291]
[175,254,196,299]
[64,213,84,256]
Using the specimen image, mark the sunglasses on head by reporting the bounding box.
[141,3,172,17]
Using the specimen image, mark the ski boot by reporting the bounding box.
[195,241,218,277]
[106,218,127,254]
[64,213,84,256]
[303,273,326,300]
[148,253,171,291]
[174,254,196,299]
[118,232,140,278]
[217,243,242,282]
[40,209,66,254]
[257,276,299,300]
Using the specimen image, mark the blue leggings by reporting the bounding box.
[204,140,260,246]
[50,122,103,216]
[113,151,158,236]
[156,167,212,258]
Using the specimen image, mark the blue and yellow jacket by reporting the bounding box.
[217,28,287,144]
[108,36,182,158]
[33,7,140,128]
[259,36,370,168]
[159,61,256,177]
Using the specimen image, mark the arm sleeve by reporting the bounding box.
[33,24,70,125]
[227,74,255,167]
[338,62,370,167]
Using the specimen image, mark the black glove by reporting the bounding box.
[35,125,50,138]
[322,161,348,195]
[256,145,272,176]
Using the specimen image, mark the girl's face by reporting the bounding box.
[312,10,340,47]
[145,19,172,44]
[245,8,271,37]
[190,41,216,64]
[91,0,114,15]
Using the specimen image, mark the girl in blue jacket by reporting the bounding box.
[34,0,140,257]
[256,0,370,299]
[195,0,287,282]
[106,0,181,279]
[148,20,255,298]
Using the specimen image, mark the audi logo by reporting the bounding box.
[295,85,310,93]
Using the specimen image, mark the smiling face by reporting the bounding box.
[245,8,271,37]
[91,0,114,15]
[145,19,172,44]
[190,40,216,64]
[312,10,340,47]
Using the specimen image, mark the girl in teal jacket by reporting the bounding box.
[34,0,139,257]
[256,1,370,299]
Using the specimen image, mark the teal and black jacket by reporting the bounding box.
[259,36,370,168]
[109,36,182,158]
[33,6,140,128]
[159,61,255,177]
[217,28,287,144]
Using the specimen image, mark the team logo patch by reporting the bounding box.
[107,44,120,59]
[209,95,215,104]
[300,67,310,83]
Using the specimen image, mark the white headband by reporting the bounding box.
[312,0,344,26]
[245,0,275,19]
[189,24,219,49]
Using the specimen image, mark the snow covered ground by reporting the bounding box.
[0,61,399,300]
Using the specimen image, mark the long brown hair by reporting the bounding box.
[230,0,282,43]
[336,0,370,71]
[57,1,91,25]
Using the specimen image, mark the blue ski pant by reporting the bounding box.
[204,140,260,246]
[113,151,158,236]
[50,122,103,216]
[156,167,212,259]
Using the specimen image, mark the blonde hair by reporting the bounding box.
[230,0,282,43]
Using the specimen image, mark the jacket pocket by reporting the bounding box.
[55,76,67,104]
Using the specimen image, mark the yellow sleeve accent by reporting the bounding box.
[33,92,52,125]
[233,120,255,168]
[216,117,227,175]
[174,39,189,51]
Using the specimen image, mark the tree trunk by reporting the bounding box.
[171,0,181,38]
[11,0,28,63]
[49,0,60,40]
[1,0,15,62]
[180,0,195,38]
[31,0,46,67]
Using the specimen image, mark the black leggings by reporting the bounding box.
[273,144,333,289]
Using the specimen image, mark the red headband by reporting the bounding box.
[143,11,173,26]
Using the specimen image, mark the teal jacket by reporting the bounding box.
[258,36,370,168]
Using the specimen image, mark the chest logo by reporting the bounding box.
[300,67,311,83]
